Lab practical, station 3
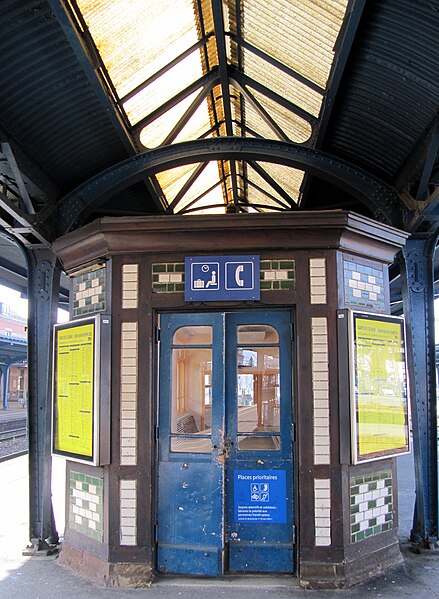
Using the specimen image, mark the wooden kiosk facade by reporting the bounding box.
[52,211,409,588]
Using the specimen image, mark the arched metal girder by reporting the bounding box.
[56,137,408,236]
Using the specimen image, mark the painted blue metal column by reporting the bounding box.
[400,234,438,546]
[1,364,6,409]
[24,249,61,554]
[2,361,11,410]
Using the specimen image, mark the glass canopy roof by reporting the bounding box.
[71,0,349,214]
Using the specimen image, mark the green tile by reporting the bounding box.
[280,261,293,269]
[357,531,365,541]
[384,496,392,505]
[154,284,167,292]
[175,263,185,272]
[166,264,175,272]
[373,525,382,535]
[153,264,166,273]
[281,281,293,290]
[261,261,271,270]
[176,284,185,292]
[153,274,159,282]
[369,482,377,490]
[273,281,280,290]
[369,518,377,527]
[351,535,356,543]
[382,523,391,532]
[368,500,377,509]
[351,504,359,514]
[261,281,272,290]
[364,475,373,483]
[365,528,374,538]
[350,515,356,525]
[287,270,295,280]
[385,513,393,522]
[385,478,392,487]
[272,261,279,269]
[352,523,360,533]
[168,284,175,292]
[350,496,356,505]
[351,485,360,495]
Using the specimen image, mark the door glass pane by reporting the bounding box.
[237,347,280,433]
[237,435,280,450]
[237,324,278,344]
[170,341,212,452]
[173,325,212,345]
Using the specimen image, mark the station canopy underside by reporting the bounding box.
[0,1,437,279]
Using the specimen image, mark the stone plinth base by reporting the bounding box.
[299,541,403,589]
[59,543,152,587]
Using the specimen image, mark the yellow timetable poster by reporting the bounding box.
[54,323,95,458]
[355,317,408,460]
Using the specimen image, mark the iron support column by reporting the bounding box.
[400,234,439,546]
[24,249,61,553]
[2,361,11,409]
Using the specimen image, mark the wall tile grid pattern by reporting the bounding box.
[120,322,138,466]
[152,260,296,292]
[152,262,185,293]
[69,471,104,542]
[120,479,137,546]
[350,470,393,543]
[72,267,106,317]
[309,258,327,304]
[260,260,295,290]
[311,317,330,465]
[314,479,331,546]
[122,264,139,309]
[343,260,385,311]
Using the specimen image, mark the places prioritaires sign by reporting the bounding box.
[354,315,408,461]
[54,322,95,458]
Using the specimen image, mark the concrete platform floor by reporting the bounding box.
[1,452,439,598]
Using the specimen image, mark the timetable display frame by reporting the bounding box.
[348,310,410,464]
[52,315,111,465]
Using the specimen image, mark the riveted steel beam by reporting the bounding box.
[400,233,439,547]
[24,248,61,555]
[56,137,407,235]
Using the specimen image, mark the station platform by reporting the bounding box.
[1,452,438,598]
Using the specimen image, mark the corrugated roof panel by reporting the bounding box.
[256,162,304,203]
[326,0,439,183]
[174,161,226,213]
[247,185,289,211]
[247,164,292,207]
[77,0,199,98]
[250,90,313,143]
[173,99,213,145]
[0,2,133,192]
[242,0,348,88]
[123,51,204,125]
[242,50,323,118]
[138,91,213,148]
[243,99,282,140]
[156,163,200,204]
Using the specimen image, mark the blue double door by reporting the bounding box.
[157,311,295,576]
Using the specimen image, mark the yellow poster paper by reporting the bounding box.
[355,317,408,459]
[54,323,95,457]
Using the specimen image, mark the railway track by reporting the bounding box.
[0,426,27,442]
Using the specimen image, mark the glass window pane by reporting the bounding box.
[237,324,279,344]
[237,347,280,433]
[237,435,280,451]
[173,325,212,345]
[171,347,212,440]
[171,437,211,453]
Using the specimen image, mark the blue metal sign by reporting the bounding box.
[234,470,287,523]
[185,256,260,301]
